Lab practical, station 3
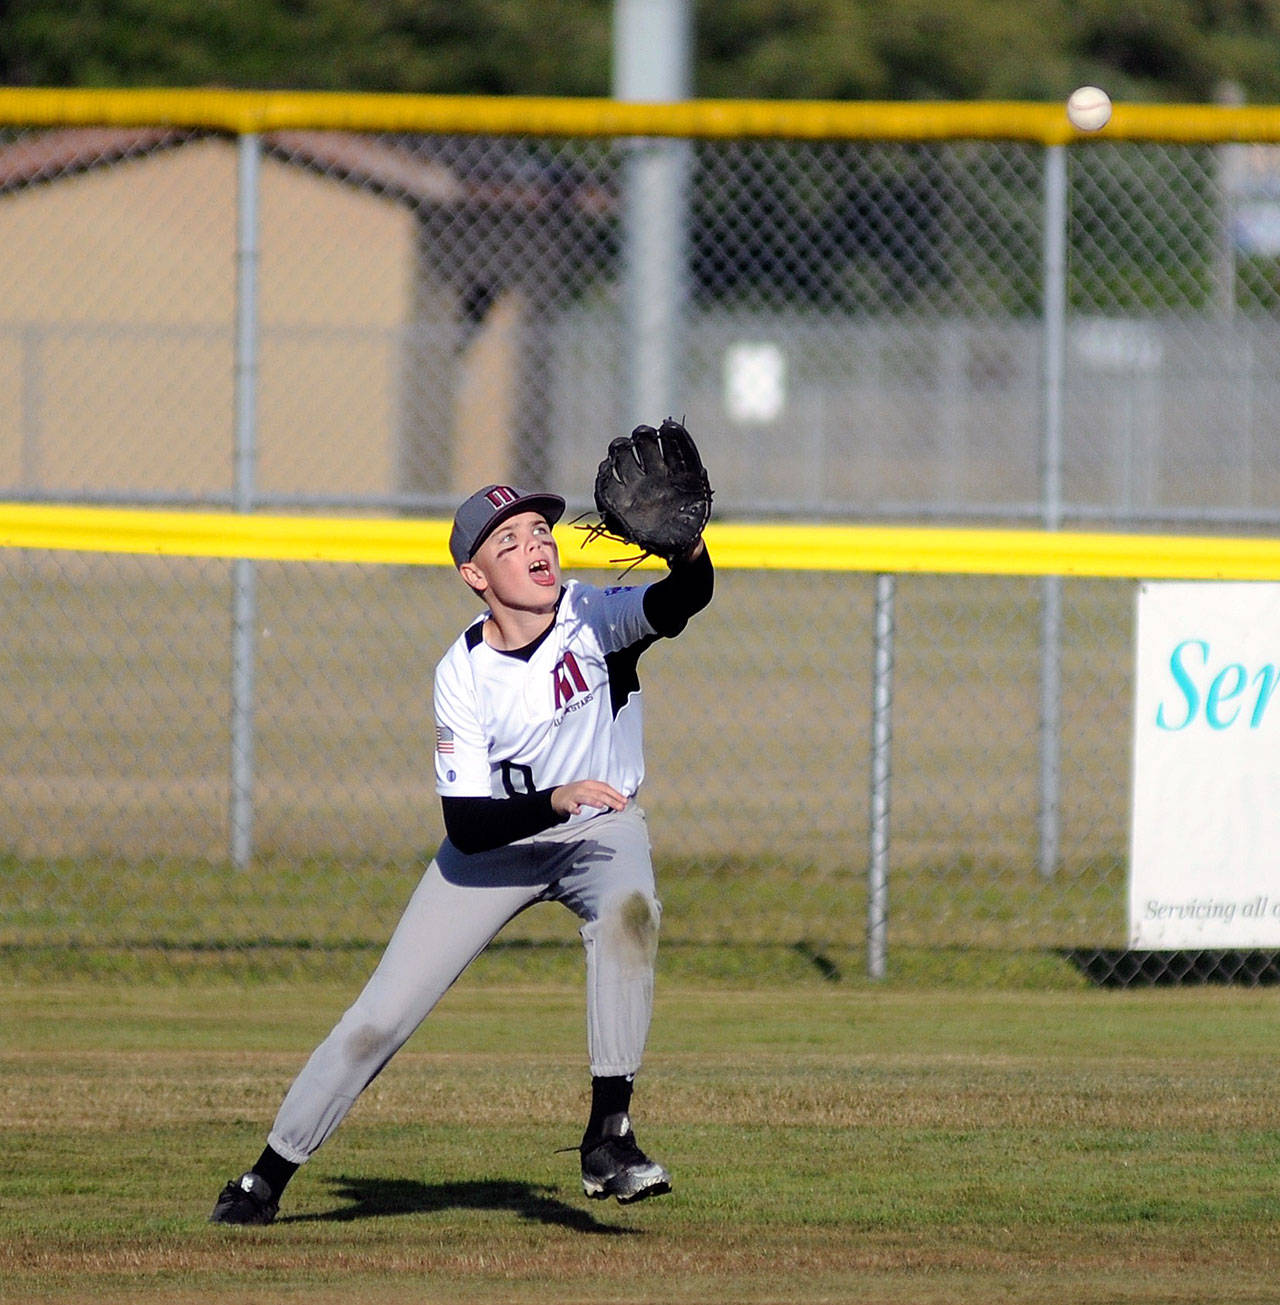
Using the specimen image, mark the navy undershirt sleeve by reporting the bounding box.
[642,547,714,637]
[442,790,567,855]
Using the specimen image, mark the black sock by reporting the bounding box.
[251,1144,299,1198]
[582,1074,635,1145]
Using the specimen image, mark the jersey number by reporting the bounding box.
[499,760,536,798]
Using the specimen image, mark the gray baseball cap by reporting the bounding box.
[449,484,566,568]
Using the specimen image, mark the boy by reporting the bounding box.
[210,479,713,1223]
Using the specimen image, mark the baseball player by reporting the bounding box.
[210,479,713,1223]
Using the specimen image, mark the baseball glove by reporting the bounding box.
[587,418,713,566]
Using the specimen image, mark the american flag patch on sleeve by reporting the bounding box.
[435,725,455,754]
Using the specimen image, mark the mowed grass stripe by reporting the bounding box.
[2,979,1279,1303]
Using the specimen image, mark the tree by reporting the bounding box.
[3,0,1280,101]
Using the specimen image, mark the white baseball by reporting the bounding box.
[1067,85,1112,132]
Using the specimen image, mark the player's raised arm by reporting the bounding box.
[643,543,714,638]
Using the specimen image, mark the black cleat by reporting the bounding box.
[580,1115,671,1204]
[209,1172,278,1225]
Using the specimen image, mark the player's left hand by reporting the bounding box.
[552,780,629,816]
[673,536,706,566]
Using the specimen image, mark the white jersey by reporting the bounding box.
[433,578,657,823]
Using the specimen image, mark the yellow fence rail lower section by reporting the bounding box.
[3,504,1280,580]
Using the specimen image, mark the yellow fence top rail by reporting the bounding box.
[1,87,1279,144]
[3,505,1280,581]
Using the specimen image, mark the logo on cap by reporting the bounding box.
[450,483,567,568]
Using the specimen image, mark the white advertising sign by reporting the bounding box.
[1130,582,1280,949]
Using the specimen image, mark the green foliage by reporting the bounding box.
[0,0,615,93]
[4,0,1280,100]
[697,0,885,99]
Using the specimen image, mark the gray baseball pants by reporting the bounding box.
[268,804,660,1165]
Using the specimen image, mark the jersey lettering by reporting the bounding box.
[552,650,589,708]
[435,579,654,809]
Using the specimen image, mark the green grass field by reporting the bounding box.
[3,550,1270,1300]
[4,954,1280,1304]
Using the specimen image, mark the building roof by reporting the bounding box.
[0,126,613,218]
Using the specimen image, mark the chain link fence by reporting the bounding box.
[3,97,1280,984]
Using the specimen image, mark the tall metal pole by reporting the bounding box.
[20,326,42,492]
[867,574,895,980]
[1038,144,1067,879]
[613,0,692,428]
[229,132,261,870]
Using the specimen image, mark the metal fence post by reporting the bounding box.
[867,572,895,980]
[613,0,692,429]
[1039,143,1067,879]
[229,131,261,870]
[20,325,42,493]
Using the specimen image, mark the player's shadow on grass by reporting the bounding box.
[283,1174,638,1235]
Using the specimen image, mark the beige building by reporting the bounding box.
[0,128,612,505]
